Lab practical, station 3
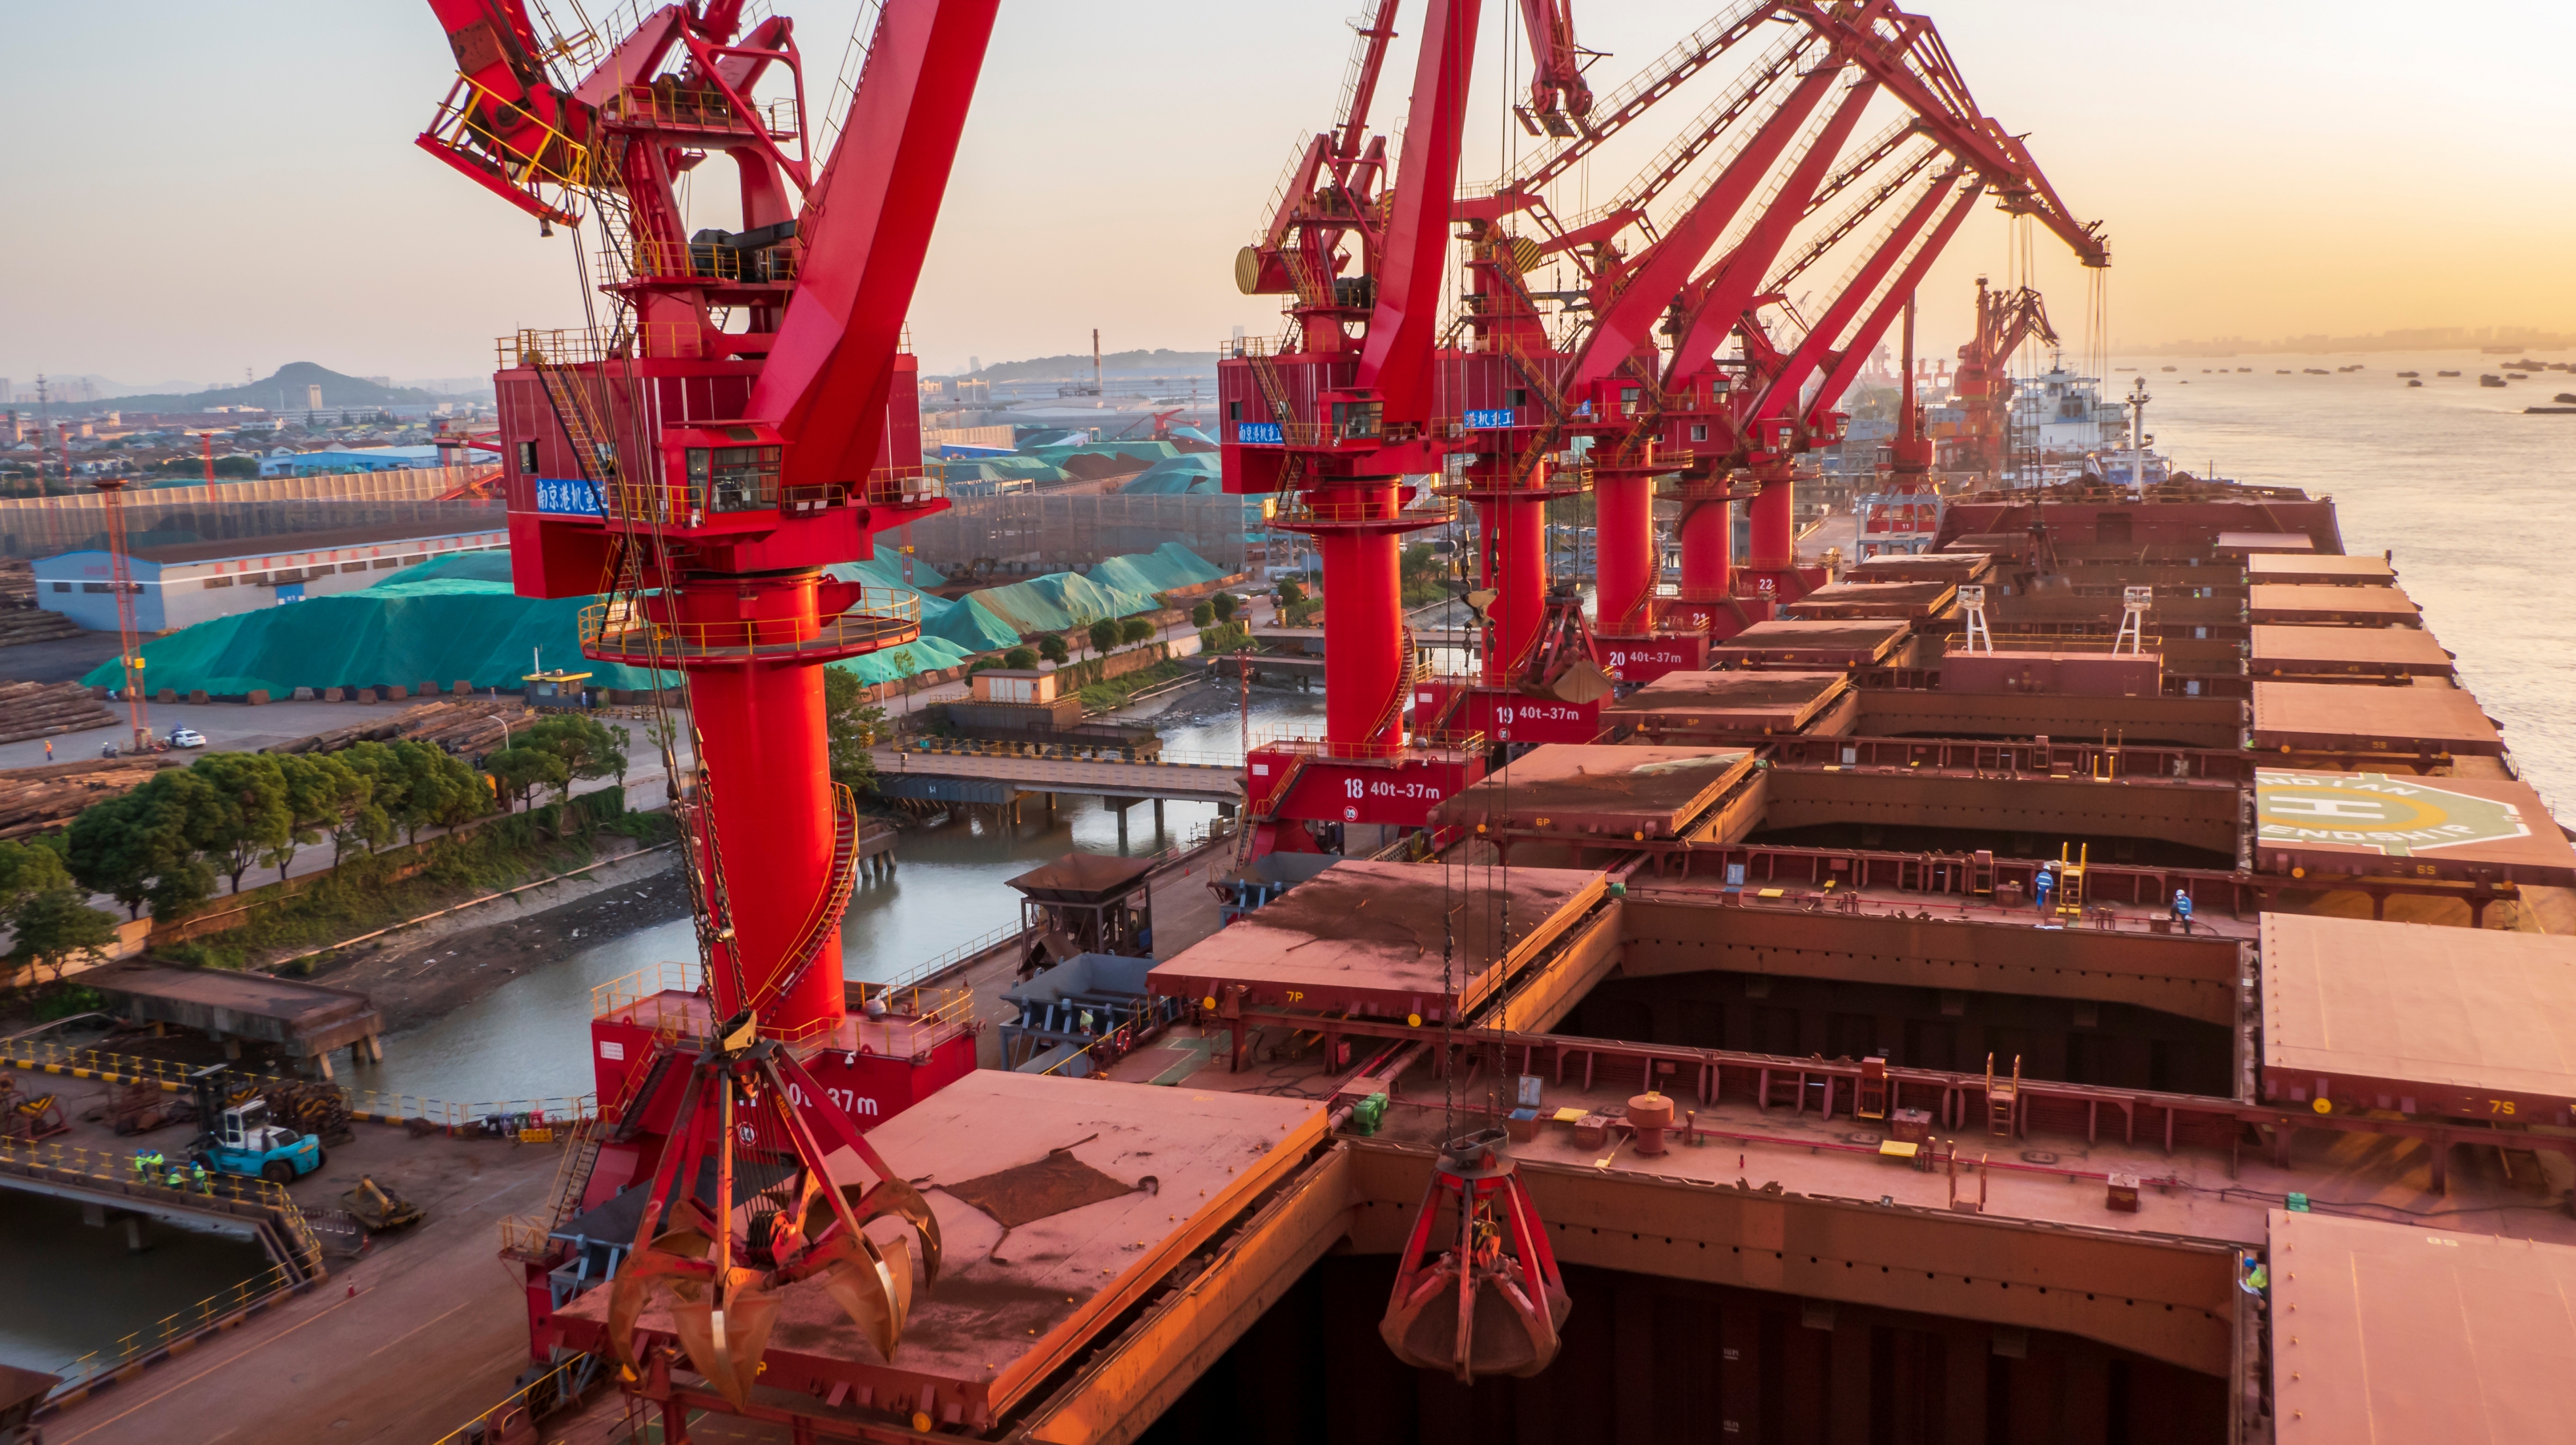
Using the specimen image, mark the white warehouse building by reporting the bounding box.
[33,522,509,633]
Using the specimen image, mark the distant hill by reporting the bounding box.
[949,348,1218,384]
[76,363,452,416]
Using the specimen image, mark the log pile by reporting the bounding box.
[0,559,34,607]
[0,607,80,647]
[265,698,533,760]
[0,755,181,840]
[0,679,118,745]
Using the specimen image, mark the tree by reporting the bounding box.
[186,752,294,893]
[269,752,364,881]
[1275,577,1306,608]
[1210,592,1239,624]
[65,774,216,921]
[487,746,568,815]
[335,742,405,856]
[1037,634,1069,665]
[1087,618,1122,657]
[1002,646,1038,671]
[1190,600,1214,628]
[1,839,118,984]
[524,714,626,808]
[1121,617,1154,646]
[390,739,485,840]
[822,665,888,795]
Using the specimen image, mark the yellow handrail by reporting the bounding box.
[578,590,921,658]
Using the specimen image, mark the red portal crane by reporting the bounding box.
[1948,275,2058,481]
[1457,0,2107,670]
[1221,0,1494,855]
[418,0,996,1403]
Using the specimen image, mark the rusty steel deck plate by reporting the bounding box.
[2249,625,2455,677]
[2259,913,2576,1122]
[2252,768,2576,885]
[2269,1208,2576,1443]
[555,1070,1321,1434]
[1430,744,1754,838]
[1599,670,1851,733]
[1846,552,1993,585]
[2214,531,2315,555]
[2251,680,2503,755]
[2247,583,2420,625]
[1147,858,1606,1018]
[1780,580,1957,621]
[1709,618,1910,667]
[2245,552,2395,585]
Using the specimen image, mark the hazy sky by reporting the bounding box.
[4,1,2571,387]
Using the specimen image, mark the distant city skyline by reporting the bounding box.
[5,2,2570,384]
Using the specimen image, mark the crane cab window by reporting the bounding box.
[686,445,783,512]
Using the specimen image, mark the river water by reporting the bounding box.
[2140,351,2574,812]
[0,1191,273,1378]
[333,690,1327,1109]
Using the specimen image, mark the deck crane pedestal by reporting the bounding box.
[416,0,997,1409]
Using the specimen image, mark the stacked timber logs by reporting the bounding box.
[0,559,34,608]
[0,679,118,745]
[0,755,181,840]
[0,608,79,647]
[265,698,532,760]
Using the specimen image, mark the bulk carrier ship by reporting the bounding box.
[352,2,2575,1441]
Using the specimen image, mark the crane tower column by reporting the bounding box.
[1591,472,1655,633]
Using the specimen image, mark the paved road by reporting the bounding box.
[870,747,1243,802]
[35,1099,562,1445]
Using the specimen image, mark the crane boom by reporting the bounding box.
[1780,0,2107,266]
[750,0,998,487]
[1356,0,1483,417]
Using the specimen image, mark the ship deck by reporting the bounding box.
[1145,859,1607,1020]
[2250,622,2456,677]
[2252,768,2576,886]
[2259,912,2576,1123]
[2250,678,2505,757]
[2245,551,2395,585]
[1780,580,1959,620]
[1430,744,1754,840]
[552,1070,1320,1435]
[1708,618,1912,668]
[2247,583,2421,625]
[1598,669,1854,738]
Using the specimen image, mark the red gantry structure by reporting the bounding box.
[1225,0,2109,851]
[416,0,997,1413]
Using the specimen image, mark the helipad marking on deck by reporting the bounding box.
[2254,769,2527,857]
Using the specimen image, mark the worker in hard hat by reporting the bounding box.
[191,1161,211,1193]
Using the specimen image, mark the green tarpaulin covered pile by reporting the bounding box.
[87,543,1233,700]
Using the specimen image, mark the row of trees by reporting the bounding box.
[1,837,118,982]
[58,717,628,925]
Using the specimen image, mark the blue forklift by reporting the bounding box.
[187,1065,326,1185]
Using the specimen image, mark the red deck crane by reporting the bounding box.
[416,0,996,1405]
[1221,0,1495,855]
[1949,275,2058,481]
[1514,0,2107,644]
